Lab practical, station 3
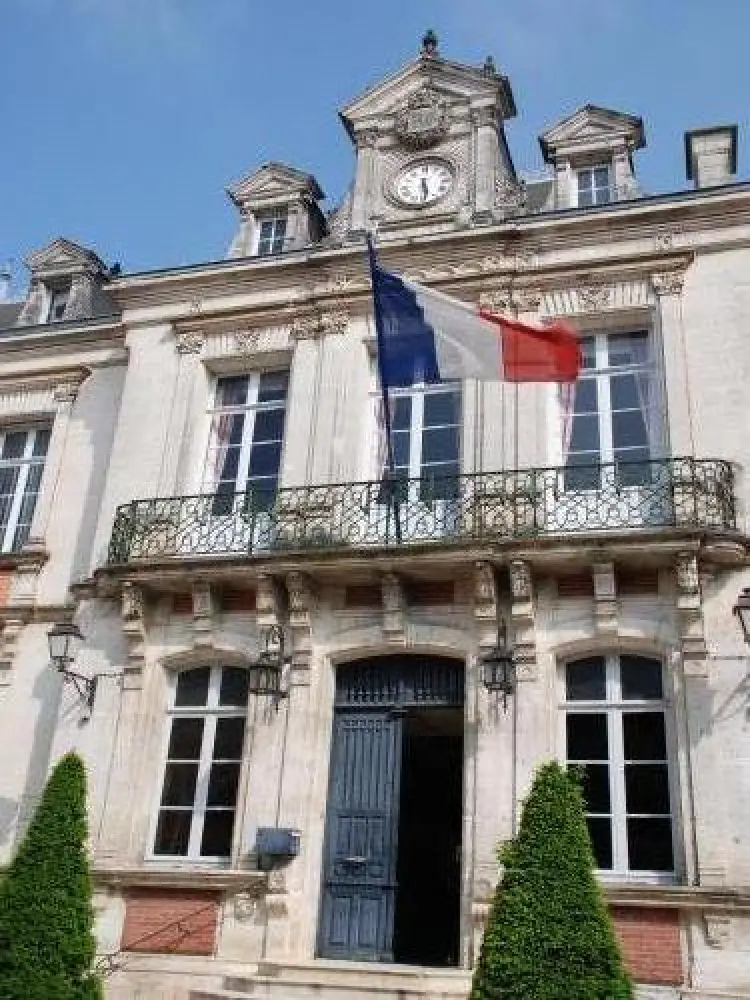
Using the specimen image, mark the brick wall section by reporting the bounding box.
[0,571,12,607]
[121,890,220,956]
[611,906,683,986]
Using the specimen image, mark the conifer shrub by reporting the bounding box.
[471,760,632,1000]
[0,751,102,1000]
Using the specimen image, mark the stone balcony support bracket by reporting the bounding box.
[509,559,537,680]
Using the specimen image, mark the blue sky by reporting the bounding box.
[1,0,747,285]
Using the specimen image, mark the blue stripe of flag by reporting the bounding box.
[371,265,440,386]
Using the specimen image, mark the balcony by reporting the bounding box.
[107,458,737,567]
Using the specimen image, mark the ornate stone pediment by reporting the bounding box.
[226,161,324,211]
[539,104,645,163]
[25,237,106,278]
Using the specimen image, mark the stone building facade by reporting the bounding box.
[0,36,748,1000]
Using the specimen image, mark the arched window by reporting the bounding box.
[562,653,674,876]
[152,665,249,860]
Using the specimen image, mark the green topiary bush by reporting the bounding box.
[471,760,632,1000]
[0,752,102,1000]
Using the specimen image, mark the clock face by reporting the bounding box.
[393,159,454,207]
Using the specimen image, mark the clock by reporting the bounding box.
[392,159,454,207]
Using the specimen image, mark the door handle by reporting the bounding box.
[343,856,368,864]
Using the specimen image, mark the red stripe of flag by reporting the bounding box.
[478,308,581,383]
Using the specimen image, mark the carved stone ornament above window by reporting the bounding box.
[175,331,205,355]
[651,269,686,296]
[394,87,449,149]
[577,284,613,311]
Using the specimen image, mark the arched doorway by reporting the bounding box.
[318,655,464,965]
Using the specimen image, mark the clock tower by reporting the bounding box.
[330,32,518,242]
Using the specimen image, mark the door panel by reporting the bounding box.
[319,711,403,961]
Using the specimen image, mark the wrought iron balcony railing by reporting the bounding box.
[107,458,737,565]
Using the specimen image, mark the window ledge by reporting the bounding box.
[93,864,268,894]
[0,542,49,572]
[604,882,750,912]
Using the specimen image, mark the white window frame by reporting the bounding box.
[148,666,248,863]
[203,371,288,498]
[575,164,613,207]
[559,652,678,883]
[557,328,661,468]
[0,424,50,553]
[255,214,288,256]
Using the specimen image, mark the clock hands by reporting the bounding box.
[420,177,429,202]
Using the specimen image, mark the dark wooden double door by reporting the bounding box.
[318,656,464,965]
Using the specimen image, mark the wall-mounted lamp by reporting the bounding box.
[481,621,516,711]
[47,622,98,710]
[247,624,291,704]
[733,587,750,645]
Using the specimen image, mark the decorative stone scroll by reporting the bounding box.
[121,582,147,688]
[704,911,732,948]
[191,582,216,646]
[0,618,25,687]
[255,574,281,629]
[285,572,314,678]
[473,561,498,653]
[651,269,686,297]
[592,562,618,636]
[174,331,205,355]
[675,551,707,673]
[381,572,406,643]
[509,560,537,679]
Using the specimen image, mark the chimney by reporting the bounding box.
[685,125,738,188]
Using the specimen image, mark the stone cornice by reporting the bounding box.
[603,883,750,913]
[0,315,123,351]
[93,865,268,894]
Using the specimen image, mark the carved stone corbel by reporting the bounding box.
[121,582,147,688]
[473,561,498,652]
[174,330,205,355]
[478,288,513,313]
[704,911,732,948]
[675,552,707,674]
[381,572,405,643]
[509,560,537,679]
[255,574,281,630]
[513,287,543,313]
[577,284,613,312]
[285,572,314,680]
[191,582,217,646]
[652,269,686,297]
[592,562,618,636]
[0,618,26,687]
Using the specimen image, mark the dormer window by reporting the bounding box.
[256,215,288,257]
[576,165,612,207]
[47,284,70,322]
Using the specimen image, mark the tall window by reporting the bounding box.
[256,215,287,256]
[153,666,249,859]
[0,425,50,553]
[563,654,675,876]
[576,166,612,207]
[47,285,70,322]
[204,372,288,514]
[564,331,658,489]
[389,381,461,501]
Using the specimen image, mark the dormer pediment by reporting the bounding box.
[227,162,324,211]
[25,237,106,278]
[340,54,516,141]
[539,105,645,163]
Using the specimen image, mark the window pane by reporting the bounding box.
[0,466,20,495]
[579,338,596,369]
[391,397,411,430]
[566,713,608,760]
[154,811,191,855]
[612,410,648,449]
[167,717,204,759]
[252,409,285,442]
[160,763,199,806]
[219,668,249,707]
[623,712,666,760]
[174,668,211,707]
[573,378,598,412]
[579,763,611,813]
[392,432,410,467]
[615,452,652,486]
[216,376,248,407]
[608,332,649,367]
[213,716,246,759]
[2,432,26,460]
[627,818,674,871]
[594,167,610,187]
[569,414,600,452]
[566,657,606,701]
[625,763,671,814]
[564,456,600,491]
[586,817,613,869]
[610,374,641,410]
[200,811,234,857]
[248,441,282,477]
[621,656,663,700]
[206,762,241,807]
[423,392,460,426]
[421,426,459,464]
[257,371,289,403]
[32,429,51,457]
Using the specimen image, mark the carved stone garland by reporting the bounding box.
[675,551,707,674]
[285,571,314,680]
[509,560,537,680]
[121,582,147,689]
[592,562,618,636]
[381,572,406,643]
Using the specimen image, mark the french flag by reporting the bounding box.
[369,251,581,387]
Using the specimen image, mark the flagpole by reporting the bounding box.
[365,232,402,545]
